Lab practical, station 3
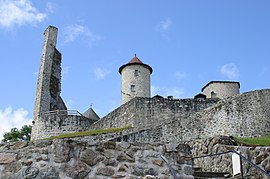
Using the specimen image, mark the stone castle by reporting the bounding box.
[1,25,270,179]
[31,26,270,142]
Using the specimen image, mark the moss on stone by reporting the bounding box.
[44,125,132,140]
[234,136,270,146]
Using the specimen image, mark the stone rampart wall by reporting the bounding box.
[112,89,270,143]
[187,136,270,179]
[32,89,269,141]
[90,97,219,131]
[196,89,270,138]
[0,139,193,179]
[32,112,96,140]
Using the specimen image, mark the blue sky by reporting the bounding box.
[0,0,269,138]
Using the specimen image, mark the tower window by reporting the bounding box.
[130,85,135,92]
[211,91,217,98]
[134,69,139,77]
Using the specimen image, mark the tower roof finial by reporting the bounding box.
[135,53,136,57]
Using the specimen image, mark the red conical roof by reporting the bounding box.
[119,54,153,74]
[128,54,143,64]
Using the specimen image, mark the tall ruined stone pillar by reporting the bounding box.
[32,26,66,140]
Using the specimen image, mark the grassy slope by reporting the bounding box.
[45,125,132,140]
[234,136,270,146]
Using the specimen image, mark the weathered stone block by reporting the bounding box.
[0,153,17,164]
[118,141,130,149]
[96,166,115,176]
[104,158,116,166]
[152,159,163,166]
[21,159,33,166]
[118,164,128,172]
[116,153,135,163]
[10,141,28,150]
[255,151,269,164]
[65,161,90,178]
[24,167,39,179]
[80,149,103,166]
[51,139,71,163]
[103,141,116,149]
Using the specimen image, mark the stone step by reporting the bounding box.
[193,167,202,172]
[194,171,231,178]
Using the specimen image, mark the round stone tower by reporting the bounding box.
[119,54,153,104]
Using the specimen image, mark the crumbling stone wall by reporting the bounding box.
[32,26,66,141]
[90,97,219,130]
[0,139,194,179]
[49,49,66,111]
[194,89,270,138]
[188,136,270,179]
[31,111,96,140]
[103,89,270,143]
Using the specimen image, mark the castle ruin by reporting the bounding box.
[1,25,269,179]
[32,26,270,142]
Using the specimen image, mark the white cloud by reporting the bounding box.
[220,63,240,80]
[45,2,54,13]
[156,18,172,32]
[0,107,32,140]
[151,85,185,99]
[62,24,102,47]
[175,71,187,80]
[94,67,111,80]
[0,0,47,28]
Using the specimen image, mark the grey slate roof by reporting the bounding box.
[83,107,100,121]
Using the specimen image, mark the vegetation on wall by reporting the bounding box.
[234,136,270,146]
[45,125,133,140]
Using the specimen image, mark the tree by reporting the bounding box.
[2,125,32,142]
[20,125,32,141]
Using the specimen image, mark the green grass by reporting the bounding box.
[234,136,270,146]
[44,125,133,140]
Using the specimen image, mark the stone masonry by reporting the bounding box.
[188,136,270,179]
[0,139,194,179]
[119,55,153,104]
[32,26,67,140]
[201,81,240,99]
[34,111,97,140]
[89,96,219,131]
[95,89,270,143]
[32,89,270,141]
[31,26,270,144]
